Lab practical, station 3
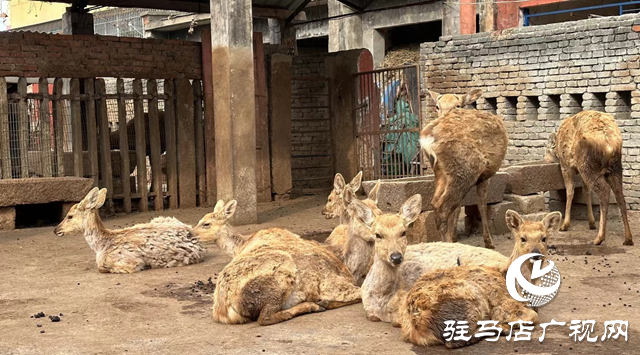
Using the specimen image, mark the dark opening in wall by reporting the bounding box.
[297,36,329,54]
[15,202,63,229]
[563,94,583,118]
[544,95,561,120]
[485,97,497,114]
[594,92,606,110]
[383,20,443,47]
[524,96,540,120]
[502,96,518,120]
[615,91,632,120]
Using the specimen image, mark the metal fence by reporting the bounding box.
[354,65,422,180]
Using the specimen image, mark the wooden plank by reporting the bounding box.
[253,32,271,202]
[133,79,148,212]
[17,78,29,178]
[201,27,216,206]
[84,79,99,186]
[116,79,132,213]
[52,79,65,177]
[163,80,178,209]
[193,80,205,206]
[175,78,196,208]
[0,78,11,179]
[38,78,53,177]
[147,79,163,211]
[70,78,83,177]
[95,79,114,212]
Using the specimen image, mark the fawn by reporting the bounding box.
[322,172,363,223]
[53,187,204,273]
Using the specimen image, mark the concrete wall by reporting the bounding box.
[0,31,202,79]
[420,14,640,209]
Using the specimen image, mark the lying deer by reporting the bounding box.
[350,195,508,326]
[53,187,204,273]
[545,111,633,246]
[195,200,361,325]
[322,172,363,223]
[420,89,508,248]
[399,209,559,348]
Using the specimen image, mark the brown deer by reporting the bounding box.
[53,187,204,273]
[544,111,633,246]
[420,89,508,248]
[322,172,363,223]
[349,196,508,326]
[399,209,560,348]
[195,201,361,326]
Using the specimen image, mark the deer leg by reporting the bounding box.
[476,180,494,249]
[606,173,633,246]
[593,177,610,246]
[447,207,461,243]
[257,301,325,326]
[581,179,597,230]
[560,169,575,232]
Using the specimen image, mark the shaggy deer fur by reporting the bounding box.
[420,89,508,248]
[195,201,361,326]
[322,172,363,223]
[545,111,633,246]
[350,196,508,326]
[53,187,204,273]
[401,266,537,349]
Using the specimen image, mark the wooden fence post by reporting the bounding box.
[52,78,65,177]
[95,79,113,213]
[133,79,148,212]
[164,80,178,209]
[117,79,132,213]
[201,27,216,205]
[18,78,29,178]
[176,78,196,208]
[70,78,83,177]
[84,78,99,186]
[193,80,205,206]
[0,78,10,179]
[147,79,163,211]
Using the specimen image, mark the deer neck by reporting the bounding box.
[217,224,248,257]
[83,210,110,252]
[339,208,351,225]
[344,218,375,283]
[365,253,401,298]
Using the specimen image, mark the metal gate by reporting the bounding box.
[355,65,422,181]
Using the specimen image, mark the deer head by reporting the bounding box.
[505,210,561,265]
[54,187,107,237]
[323,172,363,219]
[544,132,559,163]
[429,89,483,117]
[193,200,237,248]
[351,194,422,267]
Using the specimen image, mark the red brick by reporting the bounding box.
[633,25,640,33]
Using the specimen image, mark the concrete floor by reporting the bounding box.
[0,195,638,354]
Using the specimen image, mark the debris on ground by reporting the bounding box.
[32,312,45,319]
[49,315,61,322]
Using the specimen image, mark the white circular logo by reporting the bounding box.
[506,253,561,307]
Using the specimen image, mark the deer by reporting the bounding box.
[399,209,560,348]
[53,187,204,273]
[194,201,361,326]
[322,172,363,223]
[349,195,508,326]
[544,111,633,246]
[420,89,508,249]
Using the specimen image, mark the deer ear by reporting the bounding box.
[94,188,107,209]
[223,200,237,220]
[351,200,375,228]
[213,200,225,213]
[334,173,346,194]
[368,180,381,204]
[78,187,100,210]
[505,209,523,232]
[400,194,422,225]
[542,211,562,232]
[461,89,482,106]
[348,171,363,193]
[548,132,557,148]
[343,187,356,206]
[428,90,441,104]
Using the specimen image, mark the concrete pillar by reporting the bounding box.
[210,0,257,225]
[460,0,476,34]
[62,7,94,35]
[442,0,461,36]
[328,0,363,52]
[269,54,293,199]
[478,0,498,32]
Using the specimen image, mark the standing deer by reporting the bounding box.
[53,187,204,273]
[420,89,508,248]
[194,200,361,326]
[544,111,633,246]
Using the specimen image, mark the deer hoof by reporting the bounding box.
[367,315,381,322]
[623,240,634,246]
[589,222,596,230]
[560,223,570,232]
[592,238,604,246]
[315,306,327,313]
[484,243,495,250]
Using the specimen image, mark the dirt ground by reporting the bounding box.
[1,195,638,355]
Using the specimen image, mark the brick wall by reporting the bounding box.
[291,53,333,192]
[0,32,201,79]
[420,14,640,209]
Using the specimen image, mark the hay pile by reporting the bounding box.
[378,44,420,69]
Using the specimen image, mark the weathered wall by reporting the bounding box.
[0,31,202,79]
[420,14,640,209]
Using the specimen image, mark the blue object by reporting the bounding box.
[523,0,640,26]
[384,80,401,116]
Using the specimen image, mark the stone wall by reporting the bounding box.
[0,31,202,79]
[420,14,640,210]
[291,53,333,192]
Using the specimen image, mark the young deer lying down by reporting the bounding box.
[401,266,537,349]
[399,210,560,348]
[195,200,361,325]
[53,187,204,273]
[350,196,508,326]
